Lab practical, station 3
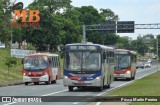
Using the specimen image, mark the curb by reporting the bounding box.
[0,80,24,87]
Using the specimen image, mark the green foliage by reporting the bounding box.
[4,56,17,75]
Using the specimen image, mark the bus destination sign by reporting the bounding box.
[114,51,128,54]
[68,45,98,51]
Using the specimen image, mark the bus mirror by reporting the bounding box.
[48,58,51,63]
[61,51,64,58]
[103,53,106,59]
[21,59,24,64]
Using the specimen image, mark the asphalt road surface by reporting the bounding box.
[0,64,159,105]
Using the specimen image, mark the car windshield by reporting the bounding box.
[24,56,49,71]
[115,54,130,69]
[64,51,101,71]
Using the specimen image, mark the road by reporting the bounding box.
[0,64,159,105]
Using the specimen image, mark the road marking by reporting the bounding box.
[73,102,79,104]
[95,102,101,105]
[42,89,68,96]
[3,102,16,105]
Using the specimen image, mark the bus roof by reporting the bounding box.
[25,53,59,57]
[114,49,136,55]
[65,43,114,50]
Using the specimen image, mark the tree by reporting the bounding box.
[136,38,148,56]
[0,0,12,48]
[4,56,17,75]
[24,0,71,51]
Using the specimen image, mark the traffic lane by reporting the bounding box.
[0,66,149,96]
[0,80,67,96]
[1,81,133,105]
[0,65,147,96]
[1,65,159,105]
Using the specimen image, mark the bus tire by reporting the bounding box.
[25,82,29,85]
[132,72,136,80]
[127,77,132,81]
[45,77,50,85]
[97,86,103,92]
[34,82,39,85]
[114,78,117,81]
[107,76,111,88]
[51,76,57,84]
[68,86,73,91]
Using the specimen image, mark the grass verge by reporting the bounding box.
[106,71,160,105]
[0,48,22,83]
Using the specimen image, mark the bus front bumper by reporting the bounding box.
[63,77,102,87]
[114,73,131,79]
[23,74,49,82]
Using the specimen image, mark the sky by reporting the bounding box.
[14,0,160,39]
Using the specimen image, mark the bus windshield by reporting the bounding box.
[23,56,49,71]
[115,54,130,69]
[64,51,101,71]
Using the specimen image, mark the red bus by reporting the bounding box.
[22,53,61,85]
[114,49,137,80]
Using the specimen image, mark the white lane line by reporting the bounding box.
[3,89,68,105]
[95,102,101,105]
[3,102,16,105]
[42,89,68,96]
[73,102,80,104]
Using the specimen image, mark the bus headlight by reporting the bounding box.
[96,77,100,80]
[23,73,26,76]
[126,71,131,74]
[64,76,68,79]
[44,72,48,75]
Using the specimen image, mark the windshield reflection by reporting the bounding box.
[64,52,101,71]
[115,55,130,69]
[24,56,49,70]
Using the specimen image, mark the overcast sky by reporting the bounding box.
[15,0,160,39]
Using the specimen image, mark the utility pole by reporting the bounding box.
[83,25,86,43]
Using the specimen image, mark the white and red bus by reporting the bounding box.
[114,49,137,80]
[22,53,61,85]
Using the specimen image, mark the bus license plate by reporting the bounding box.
[78,81,84,84]
[32,78,39,82]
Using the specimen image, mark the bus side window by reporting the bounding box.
[106,52,110,63]
[58,57,60,67]
[49,57,53,68]
[103,52,106,63]
[55,57,58,67]
[53,57,55,67]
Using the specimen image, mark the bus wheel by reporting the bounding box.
[51,76,57,84]
[107,79,111,88]
[114,78,117,81]
[97,86,103,92]
[34,82,39,85]
[68,86,73,91]
[132,75,135,80]
[51,79,56,84]
[25,82,29,85]
[127,78,132,81]
[45,78,50,85]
